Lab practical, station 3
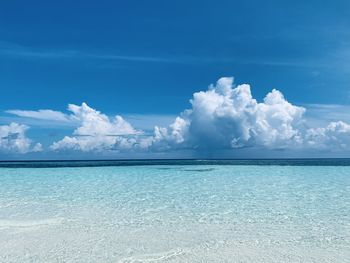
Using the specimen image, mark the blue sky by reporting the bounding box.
[1,1,350,159]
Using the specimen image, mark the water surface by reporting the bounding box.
[0,162,349,262]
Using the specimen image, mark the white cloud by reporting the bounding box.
[143,77,350,153]
[68,103,138,136]
[51,103,141,152]
[32,142,43,152]
[305,121,350,150]
[6,109,70,122]
[42,76,350,155]
[150,77,305,150]
[0,123,42,153]
[149,117,190,151]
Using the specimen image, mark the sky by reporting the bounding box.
[1,0,350,159]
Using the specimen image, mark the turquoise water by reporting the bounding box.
[0,164,349,262]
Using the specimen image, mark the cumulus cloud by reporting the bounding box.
[0,123,42,153]
[149,117,190,151]
[305,121,350,150]
[151,77,305,150]
[45,76,350,155]
[51,103,141,152]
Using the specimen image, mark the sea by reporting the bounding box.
[0,159,349,262]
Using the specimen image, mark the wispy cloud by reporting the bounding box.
[304,103,350,126]
[0,41,180,63]
[6,109,71,122]
[5,107,176,130]
[0,40,336,68]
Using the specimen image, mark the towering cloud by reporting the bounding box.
[151,77,305,150]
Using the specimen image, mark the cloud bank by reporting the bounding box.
[3,76,350,156]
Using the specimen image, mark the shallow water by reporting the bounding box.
[0,164,349,262]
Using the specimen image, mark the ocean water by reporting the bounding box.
[0,161,349,262]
